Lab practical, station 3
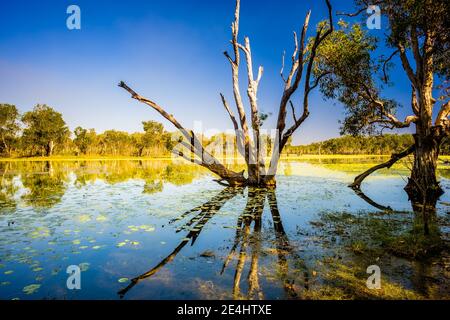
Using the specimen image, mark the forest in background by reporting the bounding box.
[2,103,450,158]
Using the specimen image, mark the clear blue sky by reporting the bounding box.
[0,0,414,145]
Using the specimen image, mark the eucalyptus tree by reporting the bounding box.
[0,104,20,156]
[314,0,449,203]
[119,0,333,187]
[73,126,94,155]
[21,104,69,156]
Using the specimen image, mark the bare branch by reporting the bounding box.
[411,86,420,115]
[289,101,297,123]
[223,51,235,66]
[280,50,287,83]
[381,49,399,83]
[256,66,263,86]
[336,0,384,17]
[226,0,252,168]
[308,71,331,93]
[220,93,239,131]
[291,31,299,64]
[398,43,419,89]
[118,81,245,184]
[267,0,333,179]
[349,144,415,190]
[220,93,245,155]
[336,7,366,17]
[436,101,450,127]
[410,27,423,80]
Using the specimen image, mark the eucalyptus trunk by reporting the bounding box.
[405,132,443,203]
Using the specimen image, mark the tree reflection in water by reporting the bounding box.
[118,187,309,299]
[351,185,441,238]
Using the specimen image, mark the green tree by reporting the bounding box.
[21,105,69,156]
[0,104,20,156]
[315,0,450,202]
[131,132,145,156]
[139,121,165,156]
[74,127,95,155]
[99,130,132,155]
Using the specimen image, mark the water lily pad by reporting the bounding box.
[23,284,41,295]
[77,214,91,223]
[79,262,90,272]
[96,215,107,222]
[118,277,129,283]
[4,270,14,275]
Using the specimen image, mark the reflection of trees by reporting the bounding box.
[0,162,17,212]
[21,161,68,209]
[72,160,206,191]
[350,186,440,237]
[2,160,211,209]
[118,187,308,299]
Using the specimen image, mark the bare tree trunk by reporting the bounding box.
[46,140,54,157]
[119,0,333,187]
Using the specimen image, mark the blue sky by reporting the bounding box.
[0,0,415,144]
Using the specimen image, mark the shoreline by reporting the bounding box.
[2,154,447,162]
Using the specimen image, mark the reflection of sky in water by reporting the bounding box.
[0,160,449,299]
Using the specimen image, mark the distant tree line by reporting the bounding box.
[3,103,450,158]
[287,134,450,155]
[0,103,176,157]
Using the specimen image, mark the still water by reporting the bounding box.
[0,159,449,299]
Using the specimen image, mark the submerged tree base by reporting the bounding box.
[404,180,445,205]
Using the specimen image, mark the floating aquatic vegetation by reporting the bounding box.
[96,215,107,222]
[79,262,90,272]
[77,214,91,223]
[116,239,139,247]
[22,284,41,295]
[29,227,50,239]
[0,159,449,300]
[127,224,155,233]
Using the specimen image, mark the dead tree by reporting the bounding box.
[119,0,333,187]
